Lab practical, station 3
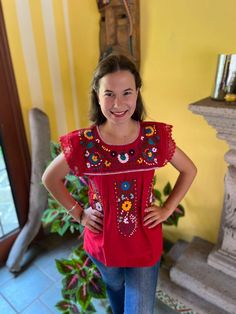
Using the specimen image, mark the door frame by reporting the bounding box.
[0,2,31,265]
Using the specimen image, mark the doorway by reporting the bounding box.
[0,2,31,265]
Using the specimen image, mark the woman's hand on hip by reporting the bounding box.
[81,207,104,233]
[143,205,172,228]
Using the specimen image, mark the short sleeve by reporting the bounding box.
[158,123,176,167]
[59,130,84,177]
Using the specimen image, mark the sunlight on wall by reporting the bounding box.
[2,0,236,244]
[2,0,99,140]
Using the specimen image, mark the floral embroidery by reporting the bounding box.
[121,181,130,190]
[76,122,174,173]
[117,153,129,163]
[144,126,155,137]
[137,157,143,164]
[114,180,138,237]
[110,151,117,157]
[143,148,155,161]
[89,152,101,165]
[84,129,93,140]
[121,200,132,211]
[90,181,104,214]
[95,201,103,212]
[105,160,111,167]
[146,178,155,208]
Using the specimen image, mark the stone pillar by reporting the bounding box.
[189,97,236,278]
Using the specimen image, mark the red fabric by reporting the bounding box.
[60,121,176,267]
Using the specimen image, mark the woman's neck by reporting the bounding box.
[98,120,140,145]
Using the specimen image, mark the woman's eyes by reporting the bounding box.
[123,91,132,96]
[104,92,114,97]
[103,91,132,97]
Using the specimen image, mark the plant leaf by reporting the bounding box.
[55,259,74,275]
[163,182,172,196]
[88,276,107,299]
[153,189,162,202]
[66,274,79,290]
[55,300,74,312]
[77,283,91,310]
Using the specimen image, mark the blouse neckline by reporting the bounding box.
[95,121,141,147]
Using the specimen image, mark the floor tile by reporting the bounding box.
[40,283,62,313]
[0,294,16,314]
[0,266,14,286]
[21,300,53,314]
[0,265,53,312]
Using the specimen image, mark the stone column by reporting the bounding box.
[189,97,236,278]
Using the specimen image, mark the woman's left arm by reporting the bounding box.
[144,146,197,228]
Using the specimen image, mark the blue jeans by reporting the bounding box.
[88,254,160,314]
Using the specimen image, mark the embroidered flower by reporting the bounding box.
[152,147,157,152]
[104,160,111,167]
[129,193,134,199]
[148,138,155,145]
[110,150,117,157]
[122,200,132,212]
[87,142,94,149]
[86,162,91,168]
[118,153,129,163]
[137,157,143,164]
[95,202,103,212]
[124,217,129,224]
[143,148,155,161]
[145,126,155,137]
[84,129,93,140]
[88,152,101,165]
[121,194,126,201]
[129,149,135,156]
[84,150,90,157]
[121,181,130,191]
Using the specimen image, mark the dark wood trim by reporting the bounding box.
[0,1,31,264]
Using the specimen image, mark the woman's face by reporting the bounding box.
[97,70,138,125]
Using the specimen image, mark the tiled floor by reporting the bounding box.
[0,233,178,313]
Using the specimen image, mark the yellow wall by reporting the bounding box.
[2,0,236,244]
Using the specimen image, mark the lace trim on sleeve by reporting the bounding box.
[160,123,176,167]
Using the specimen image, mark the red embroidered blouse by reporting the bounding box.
[60,121,176,267]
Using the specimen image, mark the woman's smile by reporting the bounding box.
[110,110,129,117]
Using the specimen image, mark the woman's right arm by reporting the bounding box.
[42,153,103,232]
[42,153,83,221]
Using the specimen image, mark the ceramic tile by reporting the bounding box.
[0,265,53,312]
[0,294,16,314]
[0,266,14,286]
[39,283,62,314]
[21,300,53,314]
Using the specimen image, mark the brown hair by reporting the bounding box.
[89,54,146,125]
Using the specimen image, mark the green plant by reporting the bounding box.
[55,243,110,314]
[42,142,89,236]
[153,176,185,226]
